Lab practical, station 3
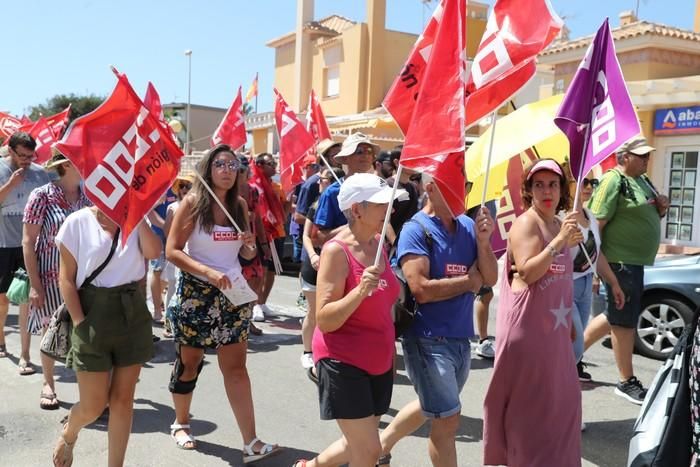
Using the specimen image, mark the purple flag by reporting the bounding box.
[554,19,640,180]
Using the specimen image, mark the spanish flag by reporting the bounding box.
[245,72,258,103]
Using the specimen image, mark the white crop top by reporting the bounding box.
[186,223,243,280]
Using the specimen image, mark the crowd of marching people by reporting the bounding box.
[0,129,675,466]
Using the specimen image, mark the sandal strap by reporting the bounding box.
[377,453,392,465]
[243,437,261,455]
[170,423,191,432]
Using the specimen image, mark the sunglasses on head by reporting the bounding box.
[582,178,599,188]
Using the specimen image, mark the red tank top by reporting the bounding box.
[312,239,399,375]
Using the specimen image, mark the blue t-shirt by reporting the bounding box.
[296,173,320,218]
[397,211,478,339]
[313,181,346,230]
[289,184,303,236]
[151,189,177,241]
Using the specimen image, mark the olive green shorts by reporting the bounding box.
[67,282,154,372]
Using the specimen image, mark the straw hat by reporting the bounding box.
[172,174,195,195]
[44,152,70,170]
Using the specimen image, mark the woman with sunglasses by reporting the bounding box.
[165,144,279,463]
[566,170,625,385]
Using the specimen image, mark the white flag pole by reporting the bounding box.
[480,110,499,207]
[318,153,342,185]
[373,164,403,268]
[194,172,245,234]
[571,124,596,277]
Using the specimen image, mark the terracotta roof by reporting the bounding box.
[542,20,700,56]
[315,14,356,34]
[266,14,356,48]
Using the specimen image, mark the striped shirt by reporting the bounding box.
[22,182,91,333]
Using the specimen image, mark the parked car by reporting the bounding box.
[593,254,700,360]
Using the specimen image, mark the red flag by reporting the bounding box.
[212,86,247,150]
[26,118,58,164]
[0,112,21,139]
[464,0,563,128]
[388,0,467,217]
[249,163,286,240]
[20,115,33,125]
[274,88,316,194]
[306,89,331,143]
[44,106,71,139]
[383,0,447,135]
[144,83,164,121]
[54,68,184,242]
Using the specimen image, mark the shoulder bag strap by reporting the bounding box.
[82,228,120,288]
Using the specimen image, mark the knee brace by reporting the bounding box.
[168,346,204,395]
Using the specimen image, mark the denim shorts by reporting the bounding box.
[604,262,644,329]
[402,336,471,418]
[149,252,167,272]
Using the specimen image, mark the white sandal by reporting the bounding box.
[242,437,281,463]
[170,423,196,450]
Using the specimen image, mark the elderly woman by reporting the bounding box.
[292,173,404,467]
[166,144,278,463]
[22,152,91,410]
[52,206,162,466]
[483,159,583,466]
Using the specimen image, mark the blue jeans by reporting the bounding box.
[402,336,471,418]
[572,274,593,362]
[292,233,302,263]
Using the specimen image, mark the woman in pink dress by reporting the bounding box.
[484,159,583,466]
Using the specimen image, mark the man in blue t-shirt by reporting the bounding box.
[147,188,177,322]
[378,174,498,467]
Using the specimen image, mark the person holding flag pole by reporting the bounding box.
[165,144,280,462]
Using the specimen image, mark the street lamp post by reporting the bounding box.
[184,49,192,155]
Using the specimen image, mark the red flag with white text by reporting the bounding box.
[464,0,562,128]
[212,86,247,150]
[44,106,71,139]
[306,89,331,143]
[274,88,316,194]
[26,117,58,164]
[54,68,184,242]
[389,0,467,217]
[0,112,21,139]
[383,0,448,135]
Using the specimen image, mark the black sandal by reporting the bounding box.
[376,453,392,466]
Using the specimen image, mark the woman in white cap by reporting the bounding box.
[292,173,405,467]
[22,151,91,409]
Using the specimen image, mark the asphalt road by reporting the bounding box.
[0,274,661,467]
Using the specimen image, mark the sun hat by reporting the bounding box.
[44,152,70,170]
[337,173,407,211]
[527,159,564,180]
[617,136,655,156]
[172,174,195,194]
[316,138,341,157]
[335,133,381,160]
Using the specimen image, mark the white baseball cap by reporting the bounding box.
[335,132,381,160]
[337,173,408,211]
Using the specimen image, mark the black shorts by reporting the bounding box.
[317,358,393,420]
[604,262,644,329]
[261,238,286,272]
[0,247,24,294]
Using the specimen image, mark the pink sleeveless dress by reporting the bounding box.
[483,226,581,467]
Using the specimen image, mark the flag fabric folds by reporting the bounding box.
[144,83,165,121]
[26,118,57,164]
[306,89,331,143]
[0,112,22,139]
[245,73,259,104]
[44,106,71,139]
[555,18,640,180]
[212,86,247,150]
[385,0,467,217]
[273,88,316,194]
[464,0,563,128]
[54,68,184,241]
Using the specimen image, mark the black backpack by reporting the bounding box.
[390,218,433,338]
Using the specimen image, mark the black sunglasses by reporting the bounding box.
[582,178,599,188]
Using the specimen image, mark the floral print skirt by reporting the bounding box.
[169,271,252,348]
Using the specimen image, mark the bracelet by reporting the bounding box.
[546,244,558,258]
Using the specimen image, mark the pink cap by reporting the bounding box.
[527,159,563,180]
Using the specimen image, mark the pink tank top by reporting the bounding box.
[312,239,399,375]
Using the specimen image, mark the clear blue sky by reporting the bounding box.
[2,0,695,116]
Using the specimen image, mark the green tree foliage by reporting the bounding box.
[27,93,104,123]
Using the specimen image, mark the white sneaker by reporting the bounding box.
[476,339,496,359]
[252,305,265,322]
[260,303,274,315]
[300,353,314,369]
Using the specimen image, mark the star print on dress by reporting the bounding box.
[550,298,570,330]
